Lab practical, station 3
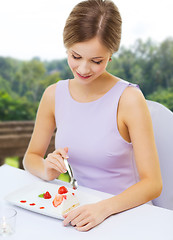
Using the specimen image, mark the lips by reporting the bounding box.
[76,72,92,79]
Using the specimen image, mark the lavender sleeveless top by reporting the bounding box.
[55,79,140,195]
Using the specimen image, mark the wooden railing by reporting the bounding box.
[0,121,55,169]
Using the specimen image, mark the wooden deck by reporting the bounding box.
[0,121,55,169]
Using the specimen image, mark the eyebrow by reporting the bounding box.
[71,50,104,59]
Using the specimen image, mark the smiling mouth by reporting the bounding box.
[76,72,92,79]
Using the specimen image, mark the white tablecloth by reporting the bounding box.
[1,164,173,240]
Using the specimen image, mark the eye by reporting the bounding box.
[92,60,103,65]
[72,54,81,60]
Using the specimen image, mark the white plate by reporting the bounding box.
[4,181,101,220]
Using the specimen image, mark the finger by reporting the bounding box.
[48,159,67,173]
[70,211,86,226]
[46,156,67,173]
[63,210,81,226]
[75,222,93,232]
[64,147,68,154]
[48,162,63,173]
[49,152,67,171]
[54,148,69,159]
[45,158,63,173]
[71,215,88,227]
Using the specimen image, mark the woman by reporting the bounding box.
[23,0,162,231]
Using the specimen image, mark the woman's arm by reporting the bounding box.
[116,86,163,205]
[63,86,163,231]
[23,83,67,180]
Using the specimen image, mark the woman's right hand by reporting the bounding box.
[43,147,69,181]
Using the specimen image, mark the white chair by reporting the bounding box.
[147,100,173,210]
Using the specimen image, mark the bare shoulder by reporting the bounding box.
[121,85,146,106]
[41,83,57,105]
[39,83,57,115]
[119,85,150,125]
[43,83,57,99]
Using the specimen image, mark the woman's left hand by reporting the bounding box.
[63,202,108,231]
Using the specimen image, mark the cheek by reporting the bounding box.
[68,57,77,70]
[93,63,107,74]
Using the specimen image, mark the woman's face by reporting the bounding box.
[67,37,111,85]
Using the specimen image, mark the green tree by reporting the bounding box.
[0,90,37,121]
[37,72,60,101]
[156,38,173,88]
[147,88,173,112]
[0,76,11,93]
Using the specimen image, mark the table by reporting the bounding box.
[1,164,173,240]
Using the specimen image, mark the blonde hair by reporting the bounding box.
[63,0,122,54]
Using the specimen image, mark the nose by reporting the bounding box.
[77,61,91,76]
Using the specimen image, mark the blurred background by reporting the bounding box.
[0,0,173,177]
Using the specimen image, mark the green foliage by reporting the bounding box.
[107,37,173,111]
[147,87,173,111]
[0,90,38,120]
[0,37,173,121]
[5,157,19,168]
[0,76,11,93]
[0,58,61,120]
[0,57,21,83]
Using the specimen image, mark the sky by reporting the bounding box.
[0,0,173,61]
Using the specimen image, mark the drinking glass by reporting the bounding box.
[0,207,17,236]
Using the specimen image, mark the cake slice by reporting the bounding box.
[52,186,80,215]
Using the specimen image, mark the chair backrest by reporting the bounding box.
[146,100,173,210]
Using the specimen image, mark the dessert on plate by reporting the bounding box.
[52,186,80,215]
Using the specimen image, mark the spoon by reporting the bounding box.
[64,159,78,190]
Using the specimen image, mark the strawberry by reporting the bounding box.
[43,191,52,199]
[52,195,64,207]
[58,186,68,194]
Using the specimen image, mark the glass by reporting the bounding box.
[0,207,17,236]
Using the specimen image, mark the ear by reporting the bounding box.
[109,57,112,62]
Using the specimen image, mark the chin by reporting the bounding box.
[74,74,94,84]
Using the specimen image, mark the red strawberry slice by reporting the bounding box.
[58,186,68,194]
[63,195,67,200]
[52,195,64,207]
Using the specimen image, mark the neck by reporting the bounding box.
[69,72,118,102]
